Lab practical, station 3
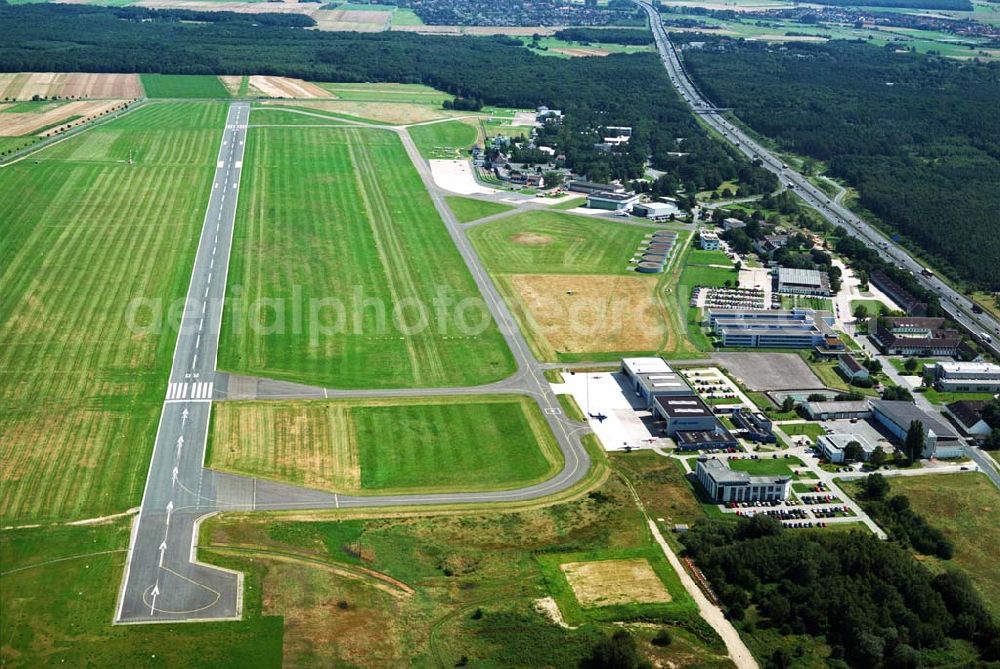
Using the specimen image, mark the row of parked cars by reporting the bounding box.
[799,494,841,505]
[737,508,809,520]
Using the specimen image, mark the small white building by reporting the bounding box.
[700,231,721,251]
[837,353,870,383]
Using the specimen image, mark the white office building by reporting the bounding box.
[924,361,1000,393]
[695,456,791,503]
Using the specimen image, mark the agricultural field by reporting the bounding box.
[843,473,1000,618]
[408,118,479,158]
[208,395,562,494]
[0,72,142,100]
[244,75,331,99]
[140,73,231,98]
[315,82,451,104]
[217,125,515,389]
[0,101,226,523]
[444,194,513,223]
[270,99,452,125]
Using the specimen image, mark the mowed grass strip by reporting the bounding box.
[208,396,562,494]
[140,74,231,99]
[219,126,514,389]
[444,195,514,223]
[0,102,226,523]
[468,210,651,275]
[408,119,479,158]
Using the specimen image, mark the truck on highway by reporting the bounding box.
[920,268,935,278]
[980,332,993,344]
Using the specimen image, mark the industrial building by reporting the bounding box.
[801,400,872,421]
[567,180,623,194]
[722,217,745,232]
[619,357,694,410]
[675,429,739,452]
[695,456,791,503]
[837,353,869,383]
[706,308,835,348]
[924,361,1000,393]
[816,433,886,463]
[730,410,775,443]
[653,395,717,433]
[870,317,960,356]
[870,399,964,459]
[632,201,676,220]
[699,231,721,251]
[776,267,831,297]
[587,191,640,211]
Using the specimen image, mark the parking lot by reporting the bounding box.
[712,352,825,391]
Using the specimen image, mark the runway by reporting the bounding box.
[115,102,250,623]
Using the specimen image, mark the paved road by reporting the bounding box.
[116,103,251,623]
[116,104,595,623]
[638,1,1000,356]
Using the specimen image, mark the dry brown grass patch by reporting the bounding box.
[269,99,455,124]
[560,558,671,608]
[0,73,140,100]
[247,76,331,99]
[551,47,612,57]
[510,232,554,246]
[504,273,666,357]
[0,100,126,137]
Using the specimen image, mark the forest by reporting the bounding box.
[0,2,773,192]
[682,516,1000,667]
[553,27,655,45]
[679,36,1000,290]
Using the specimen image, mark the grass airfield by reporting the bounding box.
[1,75,737,669]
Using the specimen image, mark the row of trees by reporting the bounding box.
[858,474,955,558]
[681,36,1000,290]
[0,3,775,192]
[682,515,999,666]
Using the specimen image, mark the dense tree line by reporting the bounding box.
[0,3,774,191]
[679,36,1000,289]
[682,516,999,667]
[553,27,655,45]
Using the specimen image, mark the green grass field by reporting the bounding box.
[728,455,802,477]
[468,210,650,275]
[844,473,1000,618]
[218,125,514,389]
[209,395,562,494]
[356,398,560,491]
[781,422,826,440]
[444,195,513,223]
[850,298,890,317]
[408,119,479,159]
[140,74,231,99]
[316,82,450,105]
[0,520,282,667]
[0,102,225,523]
[685,248,731,266]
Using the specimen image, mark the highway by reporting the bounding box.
[638,0,1000,357]
[115,103,250,623]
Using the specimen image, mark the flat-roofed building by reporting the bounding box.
[722,217,745,231]
[730,410,775,443]
[924,361,1000,393]
[817,433,886,463]
[706,308,835,349]
[587,191,640,211]
[700,230,721,250]
[777,267,831,297]
[695,456,791,503]
[632,201,677,220]
[568,180,623,194]
[871,399,964,459]
[676,429,739,452]
[653,395,718,434]
[801,400,871,420]
[619,357,694,409]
